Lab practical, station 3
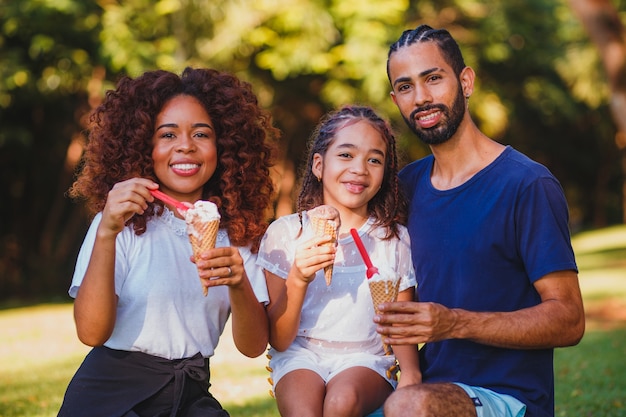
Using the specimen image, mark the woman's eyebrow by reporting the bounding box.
[155,122,213,130]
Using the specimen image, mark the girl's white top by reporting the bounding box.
[257,213,416,347]
[69,208,269,360]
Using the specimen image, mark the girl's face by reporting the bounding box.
[152,95,218,203]
[312,120,387,218]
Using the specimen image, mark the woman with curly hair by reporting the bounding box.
[256,105,421,417]
[58,67,279,417]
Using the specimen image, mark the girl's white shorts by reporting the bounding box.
[267,336,398,393]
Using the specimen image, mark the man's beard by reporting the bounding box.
[402,84,465,145]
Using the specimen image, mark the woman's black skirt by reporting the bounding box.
[58,346,229,417]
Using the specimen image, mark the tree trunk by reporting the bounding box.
[569,0,626,223]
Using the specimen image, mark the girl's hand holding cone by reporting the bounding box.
[291,235,337,284]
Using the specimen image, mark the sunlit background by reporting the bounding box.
[0,0,625,303]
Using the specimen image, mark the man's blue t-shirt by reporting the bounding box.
[399,146,577,417]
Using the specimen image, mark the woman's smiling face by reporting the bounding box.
[151,95,218,203]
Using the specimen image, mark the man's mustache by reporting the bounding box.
[410,104,446,122]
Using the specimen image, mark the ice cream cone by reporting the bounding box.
[185,201,221,296]
[310,216,338,285]
[307,205,340,286]
[368,276,401,354]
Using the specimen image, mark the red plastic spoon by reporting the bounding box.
[149,189,189,213]
[350,228,379,279]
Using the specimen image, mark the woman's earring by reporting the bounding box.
[316,176,321,182]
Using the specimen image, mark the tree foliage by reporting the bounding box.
[0,0,624,300]
[0,0,104,298]
[568,0,626,224]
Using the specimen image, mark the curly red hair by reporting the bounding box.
[70,67,279,252]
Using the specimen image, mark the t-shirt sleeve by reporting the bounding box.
[256,215,300,279]
[240,246,270,305]
[516,176,578,282]
[69,213,101,298]
[68,212,130,298]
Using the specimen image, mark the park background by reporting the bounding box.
[1,0,625,416]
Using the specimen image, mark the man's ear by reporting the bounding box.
[459,66,475,98]
[390,90,398,105]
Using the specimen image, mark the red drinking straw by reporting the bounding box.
[350,228,379,279]
[149,189,189,212]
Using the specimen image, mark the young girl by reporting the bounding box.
[58,67,278,417]
[257,105,421,417]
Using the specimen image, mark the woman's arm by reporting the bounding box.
[227,267,270,358]
[73,178,157,346]
[194,246,270,358]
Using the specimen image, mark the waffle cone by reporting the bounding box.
[310,216,338,285]
[187,219,220,296]
[369,278,401,354]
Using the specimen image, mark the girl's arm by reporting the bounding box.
[390,287,422,388]
[265,235,336,351]
[265,270,308,351]
[73,178,157,346]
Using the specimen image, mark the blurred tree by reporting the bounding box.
[94,0,413,217]
[569,0,626,223]
[402,0,622,229]
[0,0,105,299]
[0,0,624,300]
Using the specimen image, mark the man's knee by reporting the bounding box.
[383,383,476,417]
[383,385,418,417]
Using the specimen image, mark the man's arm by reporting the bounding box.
[376,270,585,349]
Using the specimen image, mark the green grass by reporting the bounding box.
[0,356,86,417]
[555,328,626,416]
[1,225,625,417]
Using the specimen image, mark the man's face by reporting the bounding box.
[389,42,467,145]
